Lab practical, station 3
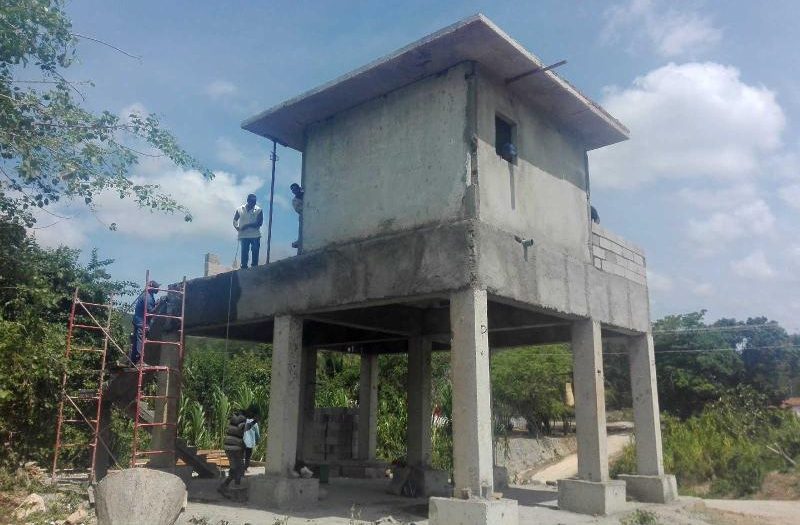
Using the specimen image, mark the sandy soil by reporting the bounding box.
[525,433,631,483]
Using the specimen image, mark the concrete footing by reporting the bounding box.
[255,475,319,510]
[618,474,677,503]
[557,478,626,516]
[429,496,518,525]
[388,466,451,497]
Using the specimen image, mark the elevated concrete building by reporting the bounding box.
[181,14,675,523]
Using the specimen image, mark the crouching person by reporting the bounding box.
[218,411,247,497]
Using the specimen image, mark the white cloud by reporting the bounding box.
[686,199,775,255]
[591,62,786,189]
[205,80,237,99]
[779,184,800,211]
[677,184,760,211]
[646,268,673,293]
[730,250,776,280]
[691,282,714,297]
[215,137,270,175]
[603,0,722,58]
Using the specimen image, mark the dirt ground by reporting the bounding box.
[177,477,800,525]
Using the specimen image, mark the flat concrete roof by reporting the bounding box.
[242,14,629,151]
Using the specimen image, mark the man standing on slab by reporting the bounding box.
[233,193,263,268]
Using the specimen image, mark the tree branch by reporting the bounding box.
[71,32,142,61]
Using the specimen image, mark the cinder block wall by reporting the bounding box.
[590,224,646,285]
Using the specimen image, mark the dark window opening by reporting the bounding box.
[495,115,517,163]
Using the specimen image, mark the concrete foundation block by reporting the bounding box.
[618,474,677,503]
[389,466,452,497]
[493,466,509,490]
[429,496,518,525]
[557,478,626,516]
[255,475,319,510]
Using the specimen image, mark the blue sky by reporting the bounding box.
[32,1,800,331]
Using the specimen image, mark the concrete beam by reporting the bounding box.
[305,304,424,336]
[357,353,379,460]
[265,315,303,476]
[407,336,432,467]
[450,288,494,497]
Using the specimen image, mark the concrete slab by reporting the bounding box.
[618,474,678,504]
[429,496,519,525]
[557,478,626,516]
[254,475,320,510]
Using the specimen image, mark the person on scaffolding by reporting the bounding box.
[233,193,263,268]
[129,280,160,366]
[290,183,304,249]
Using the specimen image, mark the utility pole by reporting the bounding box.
[266,140,278,264]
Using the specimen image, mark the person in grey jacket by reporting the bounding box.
[218,412,247,495]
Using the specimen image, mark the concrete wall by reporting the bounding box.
[475,70,590,262]
[302,63,472,251]
[591,224,647,286]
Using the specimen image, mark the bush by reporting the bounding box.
[612,386,800,497]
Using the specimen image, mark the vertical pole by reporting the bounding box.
[266,140,278,264]
[571,318,609,482]
[450,288,494,497]
[357,353,379,460]
[628,333,665,476]
[407,336,432,467]
[89,294,113,482]
[52,288,79,479]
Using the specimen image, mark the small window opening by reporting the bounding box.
[495,115,517,163]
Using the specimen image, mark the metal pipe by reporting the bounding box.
[266,140,278,264]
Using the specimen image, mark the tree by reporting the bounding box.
[1,0,212,228]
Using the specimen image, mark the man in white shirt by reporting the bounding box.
[233,194,263,269]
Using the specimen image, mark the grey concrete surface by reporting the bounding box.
[95,468,186,525]
[557,478,627,516]
[357,353,379,460]
[429,496,519,525]
[618,474,678,504]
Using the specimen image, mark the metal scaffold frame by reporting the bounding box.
[129,270,187,468]
[52,289,115,482]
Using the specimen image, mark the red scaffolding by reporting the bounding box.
[52,289,115,482]
[129,270,186,468]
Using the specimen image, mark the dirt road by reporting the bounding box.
[526,433,631,483]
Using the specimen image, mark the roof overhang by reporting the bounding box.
[242,14,629,151]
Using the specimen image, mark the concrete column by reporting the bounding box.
[150,332,180,469]
[450,288,494,497]
[265,315,304,476]
[558,318,626,515]
[407,336,432,467]
[629,333,663,476]
[572,318,608,482]
[618,333,678,503]
[297,346,317,462]
[357,353,379,461]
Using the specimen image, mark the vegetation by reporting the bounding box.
[613,386,800,497]
[1,0,212,229]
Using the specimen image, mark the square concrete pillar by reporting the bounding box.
[407,336,432,467]
[297,346,317,462]
[265,315,304,476]
[263,316,318,508]
[558,318,625,515]
[450,288,494,497]
[618,333,677,503]
[150,332,181,469]
[357,353,379,460]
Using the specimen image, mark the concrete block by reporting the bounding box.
[96,468,187,525]
[593,256,602,269]
[389,466,452,497]
[429,496,518,525]
[591,246,606,259]
[256,475,319,510]
[557,478,626,516]
[618,474,677,503]
[634,253,645,266]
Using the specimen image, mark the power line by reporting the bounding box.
[653,324,784,334]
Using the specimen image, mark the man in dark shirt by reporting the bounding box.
[130,280,159,365]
